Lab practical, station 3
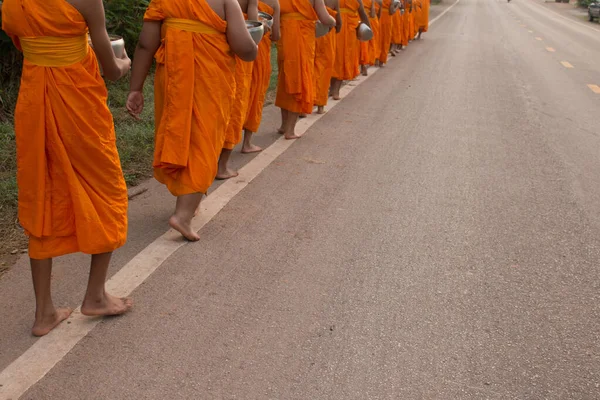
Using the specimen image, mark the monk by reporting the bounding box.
[370,0,382,65]
[217,0,260,179]
[2,0,132,336]
[403,0,411,46]
[330,0,371,100]
[242,0,281,154]
[409,0,416,40]
[275,0,336,139]
[390,4,403,55]
[127,0,258,241]
[377,0,394,66]
[415,0,429,39]
[314,0,341,114]
[359,0,375,76]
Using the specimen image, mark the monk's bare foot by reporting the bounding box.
[284,133,301,140]
[332,94,341,100]
[241,144,263,153]
[81,293,133,317]
[168,215,201,241]
[299,113,307,119]
[317,106,326,114]
[32,307,73,337]
[277,128,284,134]
[215,168,239,180]
[194,206,201,217]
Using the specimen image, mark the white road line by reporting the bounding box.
[0,1,460,398]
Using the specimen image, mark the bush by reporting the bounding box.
[104,0,150,55]
[577,0,594,6]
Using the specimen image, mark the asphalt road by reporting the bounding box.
[2,0,600,398]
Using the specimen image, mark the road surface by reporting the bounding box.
[1,0,600,398]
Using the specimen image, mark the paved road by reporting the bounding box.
[2,0,600,398]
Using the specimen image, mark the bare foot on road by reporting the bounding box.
[169,215,200,241]
[215,169,239,180]
[81,294,133,317]
[241,144,263,153]
[32,307,73,337]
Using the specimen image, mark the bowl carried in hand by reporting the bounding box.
[356,23,373,41]
[88,34,125,75]
[315,21,331,38]
[258,11,274,28]
[246,20,264,45]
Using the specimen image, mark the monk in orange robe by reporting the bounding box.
[377,0,394,66]
[313,0,341,114]
[127,0,257,241]
[390,6,403,55]
[415,0,429,39]
[359,0,376,75]
[275,0,335,139]
[330,0,371,100]
[217,0,260,179]
[403,0,411,45]
[369,0,382,65]
[242,0,281,153]
[2,0,133,336]
[409,0,416,40]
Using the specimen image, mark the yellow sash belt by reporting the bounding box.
[340,8,358,14]
[281,12,308,20]
[19,35,88,67]
[162,18,221,35]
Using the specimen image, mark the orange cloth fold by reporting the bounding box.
[378,0,393,63]
[313,6,337,107]
[225,12,254,150]
[359,0,380,65]
[403,3,411,46]
[244,2,274,133]
[415,0,429,32]
[368,5,380,64]
[2,0,128,258]
[145,0,236,196]
[333,0,360,80]
[275,0,318,114]
[392,9,403,45]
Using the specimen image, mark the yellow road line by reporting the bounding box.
[588,84,600,94]
[528,30,533,33]
[535,37,543,41]
[546,47,555,52]
[561,61,574,68]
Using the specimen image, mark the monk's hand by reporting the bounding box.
[126,91,144,120]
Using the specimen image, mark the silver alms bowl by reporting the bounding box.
[246,20,264,45]
[356,23,373,41]
[258,11,274,28]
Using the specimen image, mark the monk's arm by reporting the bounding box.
[313,0,336,26]
[75,0,130,81]
[370,0,376,18]
[271,0,281,41]
[335,0,343,33]
[356,0,371,27]
[129,21,161,93]
[225,0,258,61]
[247,0,259,21]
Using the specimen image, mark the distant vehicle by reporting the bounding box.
[589,2,600,21]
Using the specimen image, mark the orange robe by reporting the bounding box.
[370,2,381,62]
[378,0,393,64]
[275,0,319,114]
[415,0,429,32]
[2,0,128,259]
[314,6,338,107]
[359,0,372,65]
[244,2,274,133]
[225,12,254,150]
[145,0,236,195]
[333,0,360,81]
[409,4,416,39]
[403,4,411,46]
[391,9,403,45]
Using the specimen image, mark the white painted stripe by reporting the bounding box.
[0,1,460,398]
